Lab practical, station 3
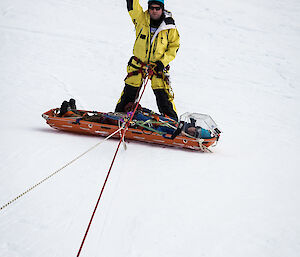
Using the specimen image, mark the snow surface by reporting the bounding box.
[1,0,300,256]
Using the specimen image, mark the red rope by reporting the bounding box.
[76,71,152,257]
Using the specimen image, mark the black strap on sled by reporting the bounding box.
[170,121,185,139]
[72,118,82,125]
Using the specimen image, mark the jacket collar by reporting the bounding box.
[150,10,176,44]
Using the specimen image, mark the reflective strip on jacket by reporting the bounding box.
[126,0,180,67]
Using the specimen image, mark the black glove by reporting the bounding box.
[154,61,164,73]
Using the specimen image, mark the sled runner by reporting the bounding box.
[42,106,221,151]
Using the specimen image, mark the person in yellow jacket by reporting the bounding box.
[115,0,180,120]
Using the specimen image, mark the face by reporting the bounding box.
[187,127,196,137]
[149,4,163,20]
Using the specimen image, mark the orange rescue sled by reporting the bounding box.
[42,108,221,151]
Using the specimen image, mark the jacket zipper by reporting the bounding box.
[146,29,151,62]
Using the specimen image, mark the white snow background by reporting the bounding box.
[1,0,300,256]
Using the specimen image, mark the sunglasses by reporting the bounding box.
[149,6,162,11]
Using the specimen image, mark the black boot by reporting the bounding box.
[69,98,76,110]
[153,89,178,121]
[115,84,139,112]
[59,101,70,116]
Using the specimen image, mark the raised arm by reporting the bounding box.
[126,0,144,26]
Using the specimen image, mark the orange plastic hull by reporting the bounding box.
[42,109,218,151]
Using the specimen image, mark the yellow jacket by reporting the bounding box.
[127,0,180,67]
